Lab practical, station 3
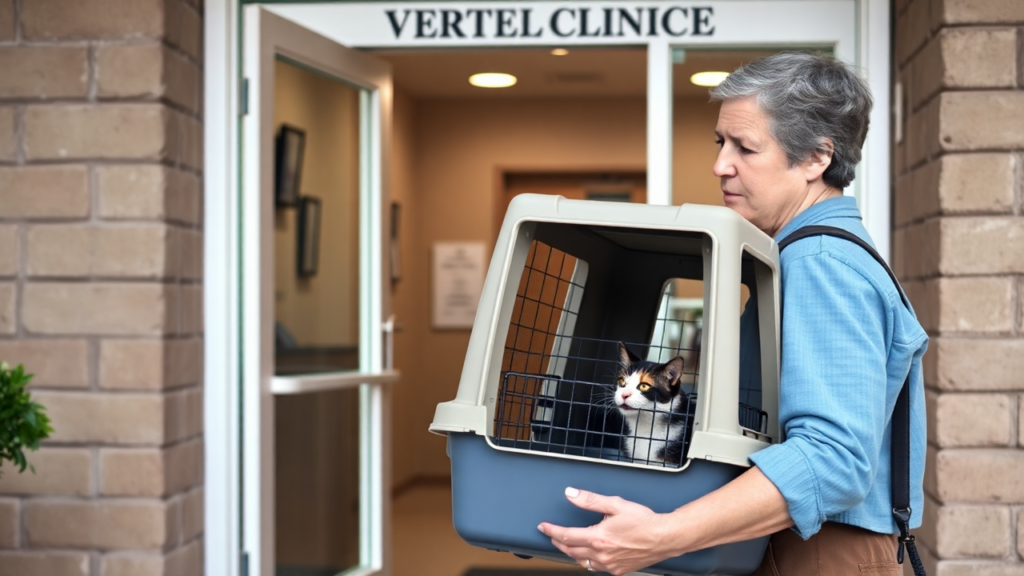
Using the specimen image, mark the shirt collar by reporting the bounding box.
[774,195,861,242]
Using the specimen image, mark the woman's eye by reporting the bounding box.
[739,146,753,154]
[714,138,724,148]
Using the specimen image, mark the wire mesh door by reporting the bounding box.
[493,239,766,469]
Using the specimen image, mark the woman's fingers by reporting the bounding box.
[564,486,623,516]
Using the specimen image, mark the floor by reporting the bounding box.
[391,483,574,576]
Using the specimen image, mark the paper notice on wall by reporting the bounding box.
[432,242,487,329]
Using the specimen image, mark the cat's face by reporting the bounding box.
[614,343,685,414]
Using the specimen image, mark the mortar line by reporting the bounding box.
[13,0,20,44]
[87,42,97,103]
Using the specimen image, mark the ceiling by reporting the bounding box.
[372,48,780,99]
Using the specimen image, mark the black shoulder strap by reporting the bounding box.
[778,225,925,575]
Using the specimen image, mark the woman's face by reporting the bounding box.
[713,96,817,237]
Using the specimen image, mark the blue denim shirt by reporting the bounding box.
[743,196,928,538]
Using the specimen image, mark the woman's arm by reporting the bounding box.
[538,466,792,576]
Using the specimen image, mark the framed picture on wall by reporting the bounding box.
[274,124,306,207]
[297,196,321,277]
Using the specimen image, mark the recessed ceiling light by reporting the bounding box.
[690,71,730,87]
[551,48,569,56]
[469,72,517,88]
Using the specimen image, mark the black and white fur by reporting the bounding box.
[613,342,688,466]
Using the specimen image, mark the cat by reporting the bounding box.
[613,342,689,466]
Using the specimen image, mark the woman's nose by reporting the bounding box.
[712,148,735,178]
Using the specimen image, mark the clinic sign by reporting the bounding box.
[384,5,715,40]
[268,1,857,48]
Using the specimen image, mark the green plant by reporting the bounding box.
[0,362,52,476]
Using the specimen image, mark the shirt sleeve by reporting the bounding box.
[748,248,894,539]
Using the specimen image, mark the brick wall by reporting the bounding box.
[894,0,1024,573]
[0,1,204,575]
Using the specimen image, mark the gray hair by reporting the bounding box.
[709,52,873,190]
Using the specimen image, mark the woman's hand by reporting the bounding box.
[537,487,680,576]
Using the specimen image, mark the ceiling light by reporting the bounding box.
[469,73,517,88]
[690,71,730,87]
[551,48,569,56]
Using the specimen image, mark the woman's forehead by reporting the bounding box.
[715,97,769,138]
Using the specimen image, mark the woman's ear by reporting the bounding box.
[802,138,834,182]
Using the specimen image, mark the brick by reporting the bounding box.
[1019,507,1024,557]
[911,36,942,110]
[0,225,15,276]
[0,339,89,388]
[179,387,202,440]
[0,552,89,576]
[27,224,174,279]
[97,165,201,225]
[0,447,92,496]
[22,0,165,41]
[26,500,175,550]
[934,0,1024,25]
[935,505,1012,558]
[934,338,1024,391]
[167,1,202,61]
[932,392,1012,447]
[100,439,201,496]
[0,107,13,162]
[937,154,1015,215]
[0,47,89,99]
[24,104,171,161]
[0,499,16,548]
[181,487,202,542]
[101,539,201,576]
[96,43,162,99]
[0,166,90,219]
[0,283,13,334]
[179,229,202,280]
[0,0,12,42]
[904,279,937,332]
[97,44,200,115]
[31,391,171,445]
[937,277,1013,333]
[940,28,1017,89]
[100,338,201,390]
[900,218,941,279]
[179,113,202,171]
[897,0,931,65]
[180,284,202,335]
[907,96,940,167]
[939,92,1024,152]
[23,282,172,335]
[934,449,1024,503]
[939,218,1024,275]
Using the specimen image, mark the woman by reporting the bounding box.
[537,52,927,575]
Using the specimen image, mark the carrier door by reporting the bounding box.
[241,7,396,576]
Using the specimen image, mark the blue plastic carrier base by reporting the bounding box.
[449,433,768,576]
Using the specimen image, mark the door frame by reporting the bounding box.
[204,1,891,575]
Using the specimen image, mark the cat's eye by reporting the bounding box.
[617,378,625,387]
[638,383,651,392]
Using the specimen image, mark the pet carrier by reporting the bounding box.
[430,194,781,575]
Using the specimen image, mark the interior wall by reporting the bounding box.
[389,88,423,491]
[273,60,361,347]
[389,94,725,482]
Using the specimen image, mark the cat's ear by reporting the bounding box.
[662,356,685,385]
[618,342,641,365]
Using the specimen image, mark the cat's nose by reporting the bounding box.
[621,392,631,400]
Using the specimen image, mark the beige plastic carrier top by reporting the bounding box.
[430,193,781,469]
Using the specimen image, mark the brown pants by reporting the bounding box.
[751,523,902,575]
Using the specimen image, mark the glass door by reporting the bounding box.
[242,7,397,576]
